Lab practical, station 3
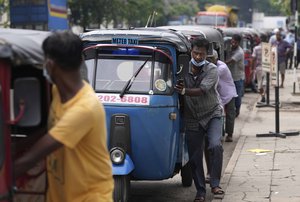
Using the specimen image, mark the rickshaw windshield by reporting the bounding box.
[0,84,4,169]
[242,38,252,52]
[84,47,173,95]
[196,15,227,26]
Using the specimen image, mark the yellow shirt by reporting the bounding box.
[46,81,113,202]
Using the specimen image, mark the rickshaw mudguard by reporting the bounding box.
[112,154,134,175]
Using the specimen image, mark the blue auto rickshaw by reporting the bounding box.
[80,28,192,202]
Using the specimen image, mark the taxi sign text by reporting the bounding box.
[112,38,138,45]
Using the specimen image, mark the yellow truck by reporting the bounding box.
[195,4,239,27]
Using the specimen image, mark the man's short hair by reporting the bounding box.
[191,37,209,52]
[232,34,242,43]
[260,34,267,43]
[42,31,83,71]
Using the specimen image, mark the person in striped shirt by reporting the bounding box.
[175,37,224,202]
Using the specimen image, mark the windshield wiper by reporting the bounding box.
[119,58,150,98]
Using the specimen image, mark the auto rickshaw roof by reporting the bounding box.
[157,25,223,44]
[220,27,259,38]
[0,28,50,68]
[80,28,191,53]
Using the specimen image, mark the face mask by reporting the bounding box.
[43,67,54,84]
[191,58,206,67]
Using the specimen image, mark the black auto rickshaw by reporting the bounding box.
[220,27,257,91]
[158,25,225,61]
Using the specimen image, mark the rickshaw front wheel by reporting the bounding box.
[113,175,130,202]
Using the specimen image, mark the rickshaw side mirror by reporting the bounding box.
[177,54,190,78]
[13,77,41,127]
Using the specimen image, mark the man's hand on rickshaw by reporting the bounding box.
[174,79,185,95]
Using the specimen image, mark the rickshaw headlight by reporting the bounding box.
[110,147,125,164]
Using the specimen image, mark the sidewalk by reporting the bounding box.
[214,69,300,202]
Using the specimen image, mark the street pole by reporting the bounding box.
[292,0,298,94]
[256,43,300,138]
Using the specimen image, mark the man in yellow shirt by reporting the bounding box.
[14,31,114,201]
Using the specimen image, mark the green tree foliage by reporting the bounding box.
[163,0,198,25]
[68,0,199,28]
[124,0,165,27]
[105,0,126,28]
[252,0,281,15]
[269,0,292,15]
[68,0,109,29]
[167,0,198,17]
[68,0,298,29]
[68,0,164,28]
[268,0,300,30]
[269,0,300,15]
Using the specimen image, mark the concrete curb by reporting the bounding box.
[211,135,247,202]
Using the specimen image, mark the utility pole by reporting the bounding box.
[292,0,298,94]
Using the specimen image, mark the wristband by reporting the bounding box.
[181,88,186,95]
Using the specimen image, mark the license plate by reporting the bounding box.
[97,93,150,105]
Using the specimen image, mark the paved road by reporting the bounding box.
[218,70,300,202]
[129,91,260,202]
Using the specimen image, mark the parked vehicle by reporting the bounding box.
[80,28,193,202]
[157,25,228,136]
[195,4,239,27]
[0,28,51,202]
[157,25,224,61]
[220,27,259,90]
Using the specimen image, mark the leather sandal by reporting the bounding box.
[194,196,205,202]
[211,186,224,195]
[225,136,233,142]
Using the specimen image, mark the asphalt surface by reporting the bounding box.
[128,88,260,202]
[126,69,300,202]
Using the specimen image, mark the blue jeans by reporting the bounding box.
[234,79,244,114]
[186,117,223,197]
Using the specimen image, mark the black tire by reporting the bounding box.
[113,175,130,202]
[181,162,193,187]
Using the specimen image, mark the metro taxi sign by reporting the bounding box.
[112,37,138,45]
